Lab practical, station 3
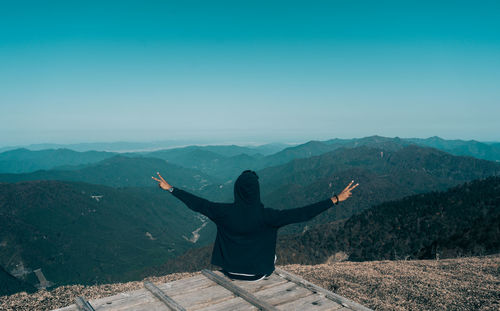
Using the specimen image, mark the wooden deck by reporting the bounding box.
[53,268,372,311]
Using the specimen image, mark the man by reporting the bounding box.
[152,170,358,280]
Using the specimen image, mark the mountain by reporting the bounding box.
[4,144,497,241]
[145,136,500,182]
[168,144,278,157]
[0,148,116,174]
[257,144,500,234]
[146,147,265,181]
[257,135,408,170]
[277,176,500,264]
[258,140,340,168]
[4,136,497,185]
[144,139,405,182]
[324,135,407,150]
[0,156,220,191]
[322,135,500,162]
[259,135,500,164]
[0,140,206,153]
[141,144,500,238]
[405,136,500,162]
[0,180,212,289]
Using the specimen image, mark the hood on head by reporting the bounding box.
[234,170,262,205]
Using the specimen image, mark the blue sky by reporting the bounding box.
[1,0,499,146]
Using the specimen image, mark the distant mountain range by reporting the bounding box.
[2,143,499,238]
[0,180,210,289]
[0,140,222,153]
[144,177,500,275]
[0,141,290,155]
[145,135,500,181]
[2,144,498,227]
[405,136,500,162]
[1,136,499,176]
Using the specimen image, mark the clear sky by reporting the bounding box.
[1,0,499,146]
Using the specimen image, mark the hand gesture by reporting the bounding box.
[334,180,359,203]
[152,172,172,191]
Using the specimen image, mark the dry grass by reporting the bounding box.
[283,254,500,311]
[1,255,498,311]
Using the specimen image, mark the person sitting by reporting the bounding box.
[152,170,358,281]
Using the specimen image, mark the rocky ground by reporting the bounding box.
[1,255,498,311]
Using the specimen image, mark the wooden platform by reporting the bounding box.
[53,268,372,311]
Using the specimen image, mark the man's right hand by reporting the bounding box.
[332,180,359,204]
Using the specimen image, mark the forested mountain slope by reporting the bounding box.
[277,176,500,264]
[0,180,209,288]
[0,156,220,191]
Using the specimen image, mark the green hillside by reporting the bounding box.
[0,156,221,190]
[278,176,500,263]
[258,144,500,234]
[0,180,209,290]
[0,148,115,174]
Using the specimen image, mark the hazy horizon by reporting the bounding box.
[2,134,499,154]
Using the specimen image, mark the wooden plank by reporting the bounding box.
[274,268,372,311]
[119,303,170,311]
[158,275,216,296]
[196,272,289,311]
[216,272,288,293]
[254,282,314,306]
[197,296,258,311]
[75,296,95,311]
[277,293,345,311]
[171,282,236,310]
[98,299,167,311]
[85,288,154,311]
[144,281,186,311]
[179,271,288,311]
[201,269,278,311]
[100,298,173,311]
[85,275,212,311]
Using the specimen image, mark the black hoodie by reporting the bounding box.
[171,170,333,275]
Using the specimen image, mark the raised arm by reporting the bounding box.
[265,180,359,228]
[152,172,218,220]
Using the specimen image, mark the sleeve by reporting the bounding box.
[171,188,220,220]
[263,199,334,228]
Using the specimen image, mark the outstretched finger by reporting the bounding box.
[343,180,354,192]
[349,183,359,191]
[157,172,167,183]
[152,176,162,183]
